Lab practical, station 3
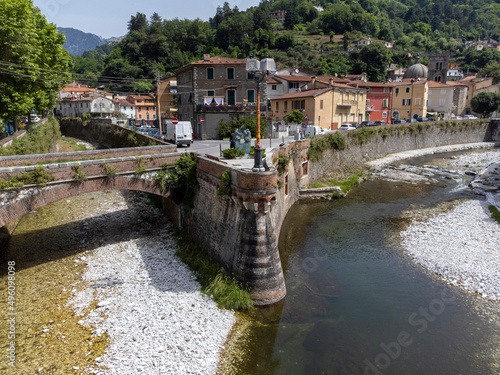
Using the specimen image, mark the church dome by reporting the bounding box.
[403,62,428,79]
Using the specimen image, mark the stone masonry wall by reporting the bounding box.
[59,118,169,148]
[309,121,494,183]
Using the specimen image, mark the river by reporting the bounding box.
[221,148,500,375]
[1,148,499,374]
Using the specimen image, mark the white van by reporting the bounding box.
[304,125,325,137]
[164,121,193,147]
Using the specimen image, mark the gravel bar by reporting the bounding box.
[399,148,500,301]
[68,192,235,374]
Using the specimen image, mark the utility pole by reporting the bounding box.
[156,71,162,141]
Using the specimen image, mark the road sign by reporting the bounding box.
[200,118,205,124]
[303,114,309,125]
[172,117,178,125]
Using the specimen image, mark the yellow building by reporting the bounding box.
[270,84,367,130]
[158,75,178,119]
[390,80,428,121]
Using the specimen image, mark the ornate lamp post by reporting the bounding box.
[246,56,276,172]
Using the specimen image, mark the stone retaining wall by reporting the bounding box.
[309,120,495,183]
[59,118,169,148]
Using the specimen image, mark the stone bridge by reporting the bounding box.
[1,120,499,306]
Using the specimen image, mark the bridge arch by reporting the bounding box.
[0,175,167,228]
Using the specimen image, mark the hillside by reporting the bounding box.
[58,27,106,55]
[68,0,500,90]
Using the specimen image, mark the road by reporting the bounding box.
[177,136,297,157]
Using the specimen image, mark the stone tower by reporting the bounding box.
[428,52,450,83]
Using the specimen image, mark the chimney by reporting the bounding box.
[329,78,333,87]
[312,76,317,89]
[203,54,210,61]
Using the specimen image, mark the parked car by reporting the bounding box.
[339,123,356,131]
[375,120,388,126]
[360,121,376,127]
[408,118,418,123]
[416,117,430,122]
[451,116,463,120]
[304,125,325,137]
[350,122,361,128]
[463,115,478,120]
[392,119,407,124]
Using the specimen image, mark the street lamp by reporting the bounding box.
[246,56,276,172]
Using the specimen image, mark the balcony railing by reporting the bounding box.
[337,100,357,106]
[196,102,263,113]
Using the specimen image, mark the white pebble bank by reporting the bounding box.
[68,193,235,374]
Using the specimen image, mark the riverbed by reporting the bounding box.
[0,190,234,374]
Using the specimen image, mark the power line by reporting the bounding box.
[0,61,155,83]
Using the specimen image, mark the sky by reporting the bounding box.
[33,0,261,39]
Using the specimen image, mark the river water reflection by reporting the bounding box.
[231,150,500,375]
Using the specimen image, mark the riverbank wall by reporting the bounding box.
[59,118,169,148]
[308,120,498,183]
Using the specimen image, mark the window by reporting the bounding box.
[403,99,411,106]
[153,114,156,119]
[384,87,389,93]
[227,68,235,80]
[227,90,235,105]
[272,85,277,90]
[382,112,387,118]
[284,101,288,112]
[146,107,149,111]
[247,90,255,103]
[395,88,400,94]
[320,100,323,110]
[383,99,388,108]
[139,114,142,119]
[207,68,214,80]
[405,87,410,93]
[292,100,305,110]
[276,102,279,111]
[366,99,370,106]
[289,82,299,89]
[247,72,254,80]
[439,98,446,106]
[138,106,142,111]
[208,90,215,97]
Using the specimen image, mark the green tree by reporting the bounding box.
[351,42,392,82]
[471,92,500,118]
[284,110,303,124]
[478,61,500,84]
[0,0,71,120]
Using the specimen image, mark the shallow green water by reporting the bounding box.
[231,151,500,375]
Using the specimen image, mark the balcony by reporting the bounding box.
[196,102,262,113]
[337,100,357,107]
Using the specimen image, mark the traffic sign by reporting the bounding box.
[200,118,205,124]
[172,117,178,125]
[303,114,309,125]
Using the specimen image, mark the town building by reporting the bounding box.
[56,95,117,118]
[427,81,455,119]
[158,76,178,119]
[127,94,156,124]
[270,82,367,130]
[347,82,394,123]
[390,80,429,121]
[115,97,136,119]
[175,54,264,139]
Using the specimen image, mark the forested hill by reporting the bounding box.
[58,28,107,55]
[70,0,500,91]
